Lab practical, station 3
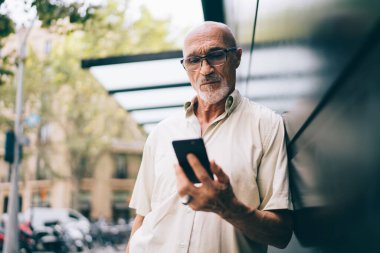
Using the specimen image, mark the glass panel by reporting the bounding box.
[130,107,183,124]
[227,0,379,139]
[90,58,188,90]
[113,86,195,110]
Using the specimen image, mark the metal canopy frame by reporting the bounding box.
[81,2,322,132]
[81,50,183,68]
[201,0,225,23]
[81,44,324,132]
[80,1,225,133]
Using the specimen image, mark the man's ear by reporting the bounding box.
[235,48,243,68]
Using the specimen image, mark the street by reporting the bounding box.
[89,244,126,253]
[20,244,127,253]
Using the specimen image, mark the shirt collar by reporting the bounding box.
[184,89,242,118]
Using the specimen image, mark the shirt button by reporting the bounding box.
[179,243,186,248]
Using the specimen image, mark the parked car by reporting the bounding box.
[23,207,90,234]
[23,207,92,252]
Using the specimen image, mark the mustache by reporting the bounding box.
[198,74,221,85]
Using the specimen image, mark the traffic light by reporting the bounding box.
[4,130,22,164]
[4,130,15,163]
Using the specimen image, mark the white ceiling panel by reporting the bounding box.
[90,58,188,91]
[84,44,325,133]
[113,86,195,110]
[130,107,184,124]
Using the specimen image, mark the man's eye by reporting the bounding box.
[187,57,201,64]
[207,50,225,59]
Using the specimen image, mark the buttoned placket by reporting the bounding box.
[178,115,200,253]
[183,104,232,253]
[177,205,196,253]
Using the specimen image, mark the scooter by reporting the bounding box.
[33,220,69,253]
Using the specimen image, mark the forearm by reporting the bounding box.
[175,156,293,248]
[218,197,293,249]
[125,215,144,253]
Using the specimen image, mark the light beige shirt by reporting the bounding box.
[129,90,292,253]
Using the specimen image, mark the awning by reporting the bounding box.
[82,51,195,133]
[82,42,323,133]
[81,0,323,133]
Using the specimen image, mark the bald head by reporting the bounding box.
[181,21,242,105]
[183,22,237,55]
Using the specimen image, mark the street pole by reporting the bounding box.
[3,25,32,253]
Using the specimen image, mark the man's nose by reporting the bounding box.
[200,58,214,75]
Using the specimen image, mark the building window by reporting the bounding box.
[114,154,128,179]
[112,191,129,222]
[32,190,50,207]
[78,191,91,219]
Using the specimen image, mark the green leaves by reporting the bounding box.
[1,0,178,186]
[32,0,96,28]
[0,14,14,38]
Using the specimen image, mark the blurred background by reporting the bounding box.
[1,0,380,252]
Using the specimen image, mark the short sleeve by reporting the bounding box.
[257,114,293,211]
[129,135,156,216]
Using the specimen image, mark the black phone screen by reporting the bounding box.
[172,138,212,183]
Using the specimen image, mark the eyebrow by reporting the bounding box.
[207,47,224,52]
[186,47,225,57]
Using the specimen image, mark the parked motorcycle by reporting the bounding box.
[0,225,4,252]
[41,219,93,252]
[62,221,89,252]
[18,222,34,253]
[91,218,130,250]
[23,207,92,252]
[33,220,69,253]
[0,221,35,253]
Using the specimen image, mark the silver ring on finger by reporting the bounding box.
[180,194,192,205]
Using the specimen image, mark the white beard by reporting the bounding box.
[198,83,231,105]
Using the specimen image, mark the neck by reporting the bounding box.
[194,96,228,136]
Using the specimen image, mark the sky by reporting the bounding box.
[1,0,204,45]
[126,0,204,45]
[1,0,204,133]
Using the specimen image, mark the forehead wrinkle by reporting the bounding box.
[184,32,226,58]
[183,23,236,58]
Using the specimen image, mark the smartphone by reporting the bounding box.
[172,138,213,183]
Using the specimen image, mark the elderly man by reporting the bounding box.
[126,21,293,253]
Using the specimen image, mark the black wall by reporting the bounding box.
[203,0,380,252]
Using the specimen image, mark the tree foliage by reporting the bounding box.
[1,0,178,209]
[0,13,14,37]
[0,0,98,86]
[33,0,95,27]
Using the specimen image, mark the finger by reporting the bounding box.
[174,164,196,195]
[174,163,191,185]
[186,153,213,184]
[210,160,229,185]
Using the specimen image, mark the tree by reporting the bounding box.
[1,0,179,210]
[0,0,98,86]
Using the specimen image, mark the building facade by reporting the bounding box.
[0,129,142,222]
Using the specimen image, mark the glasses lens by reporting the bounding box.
[206,50,226,66]
[184,56,201,71]
[183,49,228,71]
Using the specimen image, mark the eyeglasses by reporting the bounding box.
[180,47,237,72]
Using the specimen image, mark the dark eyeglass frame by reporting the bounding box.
[180,47,237,71]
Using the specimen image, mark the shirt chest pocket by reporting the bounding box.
[151,152,178,205]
